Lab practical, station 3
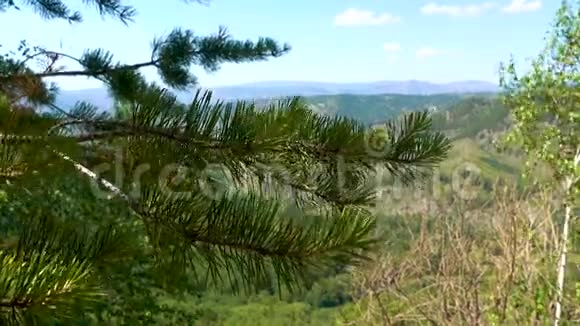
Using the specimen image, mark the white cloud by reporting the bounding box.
[334,8,401,26]
[416,47,446,59]
[421,2,497,16]
[383,42,402,52]
[502,0,542,13]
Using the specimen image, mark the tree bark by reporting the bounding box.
[554,149,580,325]
[553,199,571,326]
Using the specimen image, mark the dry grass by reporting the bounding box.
[343,185,579,325]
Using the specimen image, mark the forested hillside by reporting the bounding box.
[430,96,510,139]
[0,85,568,326]
[1,0,578,325]
[306,93,521,193]
[307,93,463,124]
[53,90,490,126]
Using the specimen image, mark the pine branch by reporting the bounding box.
[0,160,146,323]
[0,121,84,182]
[14,204,140,266]
[33,60,156,78]
[2,0,209,23]
[21,0,82,22]
[0,0,451,311]
[4,0,136,23]
[0,251,103,324]
[0,56,57,107]
[141,188,380,293]
[0,123,379,294]
[1,27,290,92]
[2,87,450,211]
[237,160,378,208]
[49,90,449,206]
[52,90,449,167]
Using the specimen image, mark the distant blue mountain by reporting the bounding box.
[54,80,499,110]
[200,80,498,99]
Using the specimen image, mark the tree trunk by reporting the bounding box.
[553,178,573,326]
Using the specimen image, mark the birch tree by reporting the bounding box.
[500,1,579,324]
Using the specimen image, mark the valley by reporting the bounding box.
[1,1,578,323]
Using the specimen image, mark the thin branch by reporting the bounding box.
[18,50,79,72]
[34,60,159,78]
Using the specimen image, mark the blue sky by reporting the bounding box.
[0,0,562,90]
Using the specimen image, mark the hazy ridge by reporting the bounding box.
[54,79,498,110]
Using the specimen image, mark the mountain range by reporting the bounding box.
[201,80,499,99]
[52,79,522,193]
[54,80,499,110]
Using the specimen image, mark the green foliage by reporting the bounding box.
[0,0,451,323]
[500,0,579,191]
[0,251,101,325]
[0,45,57,108]
[1,0,166,23]
[430,96,510,140]
[157,291,343,325]
[305,93,468,125]
[142,188,378,293]
[500,1,579,323]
